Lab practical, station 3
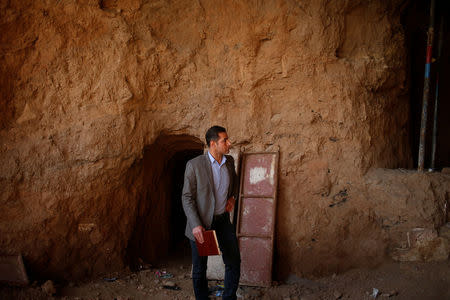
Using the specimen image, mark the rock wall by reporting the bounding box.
[0,0,434,280]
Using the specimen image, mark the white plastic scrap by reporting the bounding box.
[371,288,379,298]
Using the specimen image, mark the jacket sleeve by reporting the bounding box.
[182,161,202,229]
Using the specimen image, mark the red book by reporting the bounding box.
[195,230,221,256]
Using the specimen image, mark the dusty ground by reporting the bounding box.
[2,257,449,300]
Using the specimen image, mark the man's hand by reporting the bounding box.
[193,226,205,244]
[225,196,235,212]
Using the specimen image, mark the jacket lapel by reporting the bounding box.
[226,156,234,197]
[203,153,215,192]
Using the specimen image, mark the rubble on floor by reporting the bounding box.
[390,223,450,262]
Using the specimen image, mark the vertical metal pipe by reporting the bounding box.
[430,16,444,170]
[418,0,436,172]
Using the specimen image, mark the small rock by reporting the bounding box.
[142,269,152,275]
[381,290,398,297]
[117,279,125,285]
[300,295,318,300]
[236,287,245,298]
[441,167,450,174]
[41,280,56,295]
[334,291,343,299]
[163,280,176,287]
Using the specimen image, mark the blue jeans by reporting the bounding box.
[189,212,241,300]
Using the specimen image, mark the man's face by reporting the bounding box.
[212,132,231,155]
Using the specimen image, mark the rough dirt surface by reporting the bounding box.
[1,259,449,300]
[1,0,449,282]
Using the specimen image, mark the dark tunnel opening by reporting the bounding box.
[125,135,204,270]
[166,149,204,258]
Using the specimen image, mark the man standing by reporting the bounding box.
[182,126,241,300]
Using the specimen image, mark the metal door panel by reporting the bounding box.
[239,237,272,286]
[239,197,273,236]
[242,155,277,196]
[237,152,279,287]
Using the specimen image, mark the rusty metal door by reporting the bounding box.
[237,152,279,287]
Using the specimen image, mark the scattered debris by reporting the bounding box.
[371,288,379,298]
[209,284,224,296]
[103,277,117,282]
[161,280,180,290]
[410,228,438,247]
[163,280,176,287]
[41,280,56,295]
[300,294,318,300]
[333,290,343,299]
[163,285,180,290]
[155,270,173,279]
[391,237,449,262]
[380,290,398,297]
[236,286,245,298]
[137,258,152,270]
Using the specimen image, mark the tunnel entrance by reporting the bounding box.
[126,134,204,270]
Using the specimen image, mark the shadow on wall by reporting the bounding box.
[125,134,204,270]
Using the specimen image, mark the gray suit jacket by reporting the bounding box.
[182,153,239,241]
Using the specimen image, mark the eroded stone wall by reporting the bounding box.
[0,0,422,280]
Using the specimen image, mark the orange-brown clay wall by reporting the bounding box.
[0,0,414,279]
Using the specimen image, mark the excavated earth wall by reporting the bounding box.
[1,0,448,280]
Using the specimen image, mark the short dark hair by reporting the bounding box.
[205,126,227,147]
